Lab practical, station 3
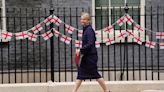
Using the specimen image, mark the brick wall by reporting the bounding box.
[5,0,91,8]
[0,0,91,70]
[1,0,164,71]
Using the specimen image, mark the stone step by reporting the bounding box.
[141,90,164,92]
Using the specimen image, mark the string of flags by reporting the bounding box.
[1,14,164,49]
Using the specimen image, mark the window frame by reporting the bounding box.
[92,0,147,43]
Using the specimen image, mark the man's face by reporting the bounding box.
[80,16,90,26]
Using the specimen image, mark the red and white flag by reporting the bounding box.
[15,31,28,40]
[155,32,164,39]
[124,14,134,25]
[65,24,74,34]
[103,26,114,33]
[117,16,125,26]
[95,41,100,48]
[78,30,83,37]
[42,31,53,40]
[43,15,53,26]
[134,24,144,32]
[1,32,13,41]
[117,31,127,39]
[105,39,115,45]
[159,43,164,49]
[95,31,99,35]
[126,30,134,37]
[134,37,142,45]
[75,40,82,48]
[28,33,37,41]
[60,35,72,44]
[31,24,43,34]
[145,41,156,48]
[52,28,59,37]
[51,15,62,26]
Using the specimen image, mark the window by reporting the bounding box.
[0,0,7,42]
[92,0,148,43]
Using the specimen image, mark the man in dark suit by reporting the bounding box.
[72,12,110,92]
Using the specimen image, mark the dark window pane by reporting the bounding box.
[111,0,140,6]
[111,7,125,30]
[95,0,109,7]
[95,9,109,30]
[95,0,141,30]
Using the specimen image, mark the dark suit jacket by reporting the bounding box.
[80,25,97,55]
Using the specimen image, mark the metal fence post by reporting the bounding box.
[120,3,129,81]
[50,7,54,82]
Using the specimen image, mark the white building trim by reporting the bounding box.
[1,0,7,42]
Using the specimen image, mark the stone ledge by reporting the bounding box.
[141,90,164,92]
[0,81,164,92]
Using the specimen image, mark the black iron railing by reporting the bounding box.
[0,6,164,84]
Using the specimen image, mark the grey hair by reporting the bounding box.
[81,12,91,20]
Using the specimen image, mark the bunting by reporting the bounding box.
[31,24,43,34]
[156,32,164,39]
[0,14,164,49]
[1,32,13,41]
[42,31,53,40]
[51,15,62,26]
[28,33,37,41]
[15,31,28,40]
[60,35,72,44]
[65,24,75,34]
